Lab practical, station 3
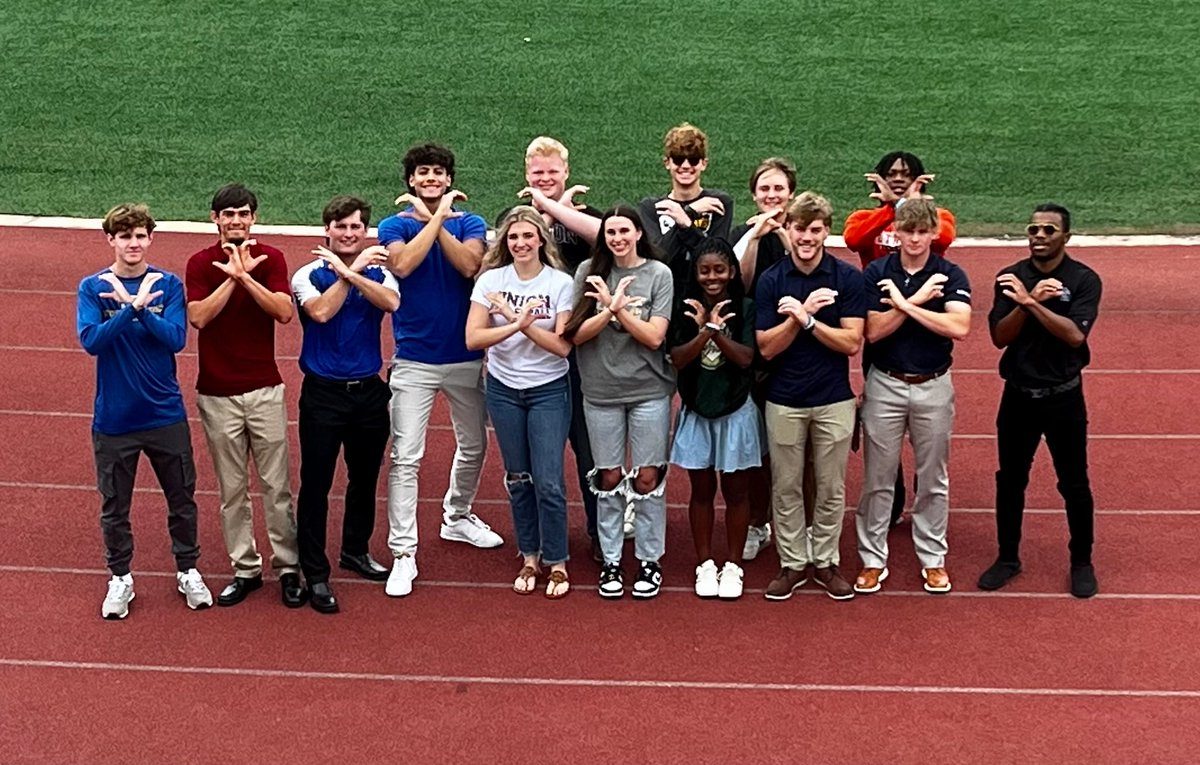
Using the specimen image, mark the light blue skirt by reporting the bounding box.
[670,396,765,473]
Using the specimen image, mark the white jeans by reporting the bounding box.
[386,359,488,557]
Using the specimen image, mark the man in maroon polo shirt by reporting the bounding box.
[185,183,304,609]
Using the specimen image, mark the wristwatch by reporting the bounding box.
[803,315,817,331]
[704,321,722,332]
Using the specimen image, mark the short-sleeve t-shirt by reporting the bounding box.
[731,222,790,298]
[291,259,400,380]
[377,209,487,365]
[573,258,676,404]
[185,241,289,396]
[670,296,756,419]
[470,263,574,389]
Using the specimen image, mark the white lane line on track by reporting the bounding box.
[4,563,1200,602]
[0,657,1197,698]
[0,480,1197,516]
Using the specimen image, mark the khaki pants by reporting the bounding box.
[197,384,299,577]
[764,398,856,569]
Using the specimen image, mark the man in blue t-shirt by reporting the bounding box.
[291,195,401,614]
[378,143,502,598]
[77,204,213,620]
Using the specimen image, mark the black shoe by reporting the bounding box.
[338,552,389,582]
[1070,564,1098,599]
[309,582,339,614]
[977,559,1022,591]
[281,573,307,608]
[217,575,263,607]
[631,560,662,600]
[598,563,624,599]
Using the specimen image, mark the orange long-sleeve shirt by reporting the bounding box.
[843,204,957,268]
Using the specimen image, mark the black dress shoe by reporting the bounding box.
[281,573,307,608]
[339,552,389,582]
[309,582,339,614]
[217,575,263,607]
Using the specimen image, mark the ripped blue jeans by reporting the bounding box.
[583,396,672,565]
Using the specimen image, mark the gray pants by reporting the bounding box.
[856,368,955,569]
[583,396,672,565]
[92,420,200,576]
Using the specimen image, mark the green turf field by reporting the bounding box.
[2,1,1196,234]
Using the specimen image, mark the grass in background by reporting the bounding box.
[2,0,1197,234]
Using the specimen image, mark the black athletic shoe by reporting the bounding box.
[977,559,1022,591]
[1070,564,1098,599]
[598,563,624,599]
[631,560,662,600]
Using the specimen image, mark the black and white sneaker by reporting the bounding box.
[631,560,662,599]
[598,563,624,599]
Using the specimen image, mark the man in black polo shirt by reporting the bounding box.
[978,203,1102,598]
[291,195,400,613]
[855,198,972,595]
[755,192,865,601]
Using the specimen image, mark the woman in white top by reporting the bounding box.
[466,207,575,598]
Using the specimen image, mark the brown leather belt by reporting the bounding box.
[878,367,950,385]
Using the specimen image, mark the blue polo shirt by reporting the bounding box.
[377,208,486,364]
[755,251,867,408]
[864,253,972,375]
[292,259,399,380]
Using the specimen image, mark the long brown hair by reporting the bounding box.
[562,205,660,340]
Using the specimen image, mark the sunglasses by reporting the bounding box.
[669,154,705,167]
[1025,223,1061,236]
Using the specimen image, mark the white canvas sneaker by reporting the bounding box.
[176,568,213,610]
[694,559,720,598]
[102,574,135,619]
[386,554,418,597]
[717,561,744,600]
[440,514,503,548]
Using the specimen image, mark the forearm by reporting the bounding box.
[537,197,600,244]
[239,277,293,323]
[344,272,400,312]
[899,304,970,340]
[302,280,351,323]
[522,324,571,357]
[757,321,801,360]
[813,322,863,356]
[466,320,523,351]
[865,310,907,343]
[614,311,666,350]
[991,307,1026,348]
[187,278,236,329]
[572,310,612,345]
[138,307,187,352]
[736,232,759,289]
[1026,302,1086,347]
[669,331,711,369]
[387,219,442,277]
[436,229,483,278]
[710,332,753,368]
[79,303,135,355]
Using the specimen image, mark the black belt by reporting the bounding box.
[1013,376,1081,399]
[306,374,380,392]
[878,366,950,385]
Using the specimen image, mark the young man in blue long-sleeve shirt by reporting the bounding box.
[77,203,213,619]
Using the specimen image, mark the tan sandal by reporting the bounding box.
[545,570,570,600]
[513,565,539,595]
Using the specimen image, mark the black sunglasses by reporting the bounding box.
[1026,223,1061,236]
[669,154,704,167]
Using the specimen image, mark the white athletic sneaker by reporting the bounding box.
[102,574,134,620]
[176,568,213,610]
[743,523,772,561]
[440,514,503,548]
[694,559,720,598]
[718,561,744,600]
[386,554,418,597]
[623,499,636,539]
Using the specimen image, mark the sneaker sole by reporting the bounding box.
[631,588,660,599]
[178,586,213,610]
[853,568,889,594]
[439,528,503,548]
[102,592,134,620]
[763,578,807,601]
[598,587,624,599]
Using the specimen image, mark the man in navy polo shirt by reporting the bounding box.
[755,192,865,601]
[291,195,400,613]
[855,198,972,595]
[380,143,502,598]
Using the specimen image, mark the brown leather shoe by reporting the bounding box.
[814,565,855,600]
[853,567,889,594]
[764,567,808,601]
[922,567,952,593]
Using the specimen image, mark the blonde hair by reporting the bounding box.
[663,122,708,158]
[894,198,939,231]
[785,191,833,227]
[525,136,569,165]
[482,206,564,272]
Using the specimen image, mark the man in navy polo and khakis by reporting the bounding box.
[855,198,972,595]
[291,195,400,613]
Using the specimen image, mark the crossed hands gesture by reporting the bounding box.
[997,274,1062,306]
[778,287,838,326]
[99,271,164,310]
[517,184,590,211]
[877,273,946,309]
[683,299,737,331]
[865,173,936,204]
[746,208,786,241]
[313,244,389,278]
[214,239,266,282]
[394,190,467,222]
[485,292,545,330]
[586,274,640,315]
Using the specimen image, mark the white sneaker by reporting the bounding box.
[440,514,503,548]
[718,561,744,600]
[176,568,213,610]
[102,574,134,619]
[386,554,418,597]
[743,523,772,561]
[623,499,636,539]
[694,559,719,598]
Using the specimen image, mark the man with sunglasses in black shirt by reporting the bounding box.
[979,203,1102,598]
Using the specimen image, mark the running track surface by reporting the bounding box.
[2,228,1198,764]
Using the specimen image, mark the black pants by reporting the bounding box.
[296,374,391,583]
[994,382,1094,565]
[92,421,200,576]
[567,349,598,538]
